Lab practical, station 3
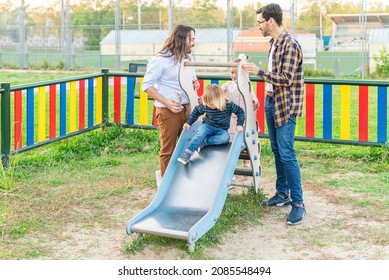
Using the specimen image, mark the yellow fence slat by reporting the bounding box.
[69,81,77,133]
[340,85,351,140]
[38,86,46,142]
[139,78,148,125]
[95,77,102,124]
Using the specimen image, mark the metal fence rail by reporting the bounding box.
[1,69,388,168]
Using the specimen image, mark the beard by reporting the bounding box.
[261,28,269,37]
[187,46,194,54]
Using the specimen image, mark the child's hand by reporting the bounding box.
[253,101,259,111]
[236,125,243,133]
[183,123,190,130]
[193,78,200,91]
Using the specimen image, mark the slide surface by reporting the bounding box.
[126,121,244,247]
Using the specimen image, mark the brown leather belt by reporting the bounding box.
[266,91,273,97]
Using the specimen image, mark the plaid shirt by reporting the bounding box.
[258,29,304,128]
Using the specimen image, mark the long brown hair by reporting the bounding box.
[159,25,195,63]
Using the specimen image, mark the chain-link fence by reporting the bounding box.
[0,24,373,78]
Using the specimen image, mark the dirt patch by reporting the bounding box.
[27,176,388,260]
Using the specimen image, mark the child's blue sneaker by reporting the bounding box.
[177,149,193,165]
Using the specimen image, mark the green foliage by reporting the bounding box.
[297,141,389,164]
[0,167,15,192]
[1,125,388,258]
[123,235,146,254]
[55,59,65,70]
[41,59,49,70]
[1,63,18,69]
[16,126,160,168]
[373,45,389,78]
[304,68,335,78]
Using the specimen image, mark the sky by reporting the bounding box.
[8,0,388,11]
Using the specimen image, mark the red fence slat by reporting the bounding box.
[359,85,369,142]
[256,81,265,134]
[113,77,121,124]
[306,83,315,138]
[79,80,85,130]
[13,90,22,149]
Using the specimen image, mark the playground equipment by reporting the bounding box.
[126,57,261,252]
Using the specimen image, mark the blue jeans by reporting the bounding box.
[187,122,230,152]
[265,96,303,204]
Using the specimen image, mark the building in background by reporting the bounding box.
[100,28,240,66]
[328,13,389,52]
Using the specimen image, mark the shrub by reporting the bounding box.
[373,45,389,78]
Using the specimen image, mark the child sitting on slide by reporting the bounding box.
[177,84,245,165]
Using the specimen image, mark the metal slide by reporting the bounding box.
[126,57,261,252]
[126,121,244,252]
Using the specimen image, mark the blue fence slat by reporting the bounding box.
[26,88,34,146]
[323,84,333,139]
[126,77,135,125]
[60,83,67,136]
[377,86,387,143]
[211,79,219,84]
[88,78,94,128]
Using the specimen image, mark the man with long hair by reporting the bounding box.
[142,25,199,180]
[242,3,306,225]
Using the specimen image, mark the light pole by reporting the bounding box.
[115,0,121,70]
[65,0,72,69]
[359,0,367,79]
[227,0,233,61]
[138,0,141,30]
[319,0,325,51]
[169,0,174,31]
[61,0,72,69]
[290,0,296,37]
[19,0,26,68]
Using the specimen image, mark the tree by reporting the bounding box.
[298,0,361,36]
[0,0,18,37]
[190,0,225,28]
[233,4,259,29]
[71,0,115,47]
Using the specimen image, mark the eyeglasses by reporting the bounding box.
[257,19,267,26]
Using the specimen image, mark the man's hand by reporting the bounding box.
[241,62,260,75]
[166,99,183,113]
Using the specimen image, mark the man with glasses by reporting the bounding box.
[242,3,306,225]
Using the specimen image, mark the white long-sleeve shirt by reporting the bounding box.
[142,52,195,108]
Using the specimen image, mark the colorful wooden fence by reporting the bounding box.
[1,70,388,168]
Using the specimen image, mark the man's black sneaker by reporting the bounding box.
[286,203,306,225]
[261,192,291,206]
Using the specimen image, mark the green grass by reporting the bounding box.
[1,125,387,259]
[0,71,91,85]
